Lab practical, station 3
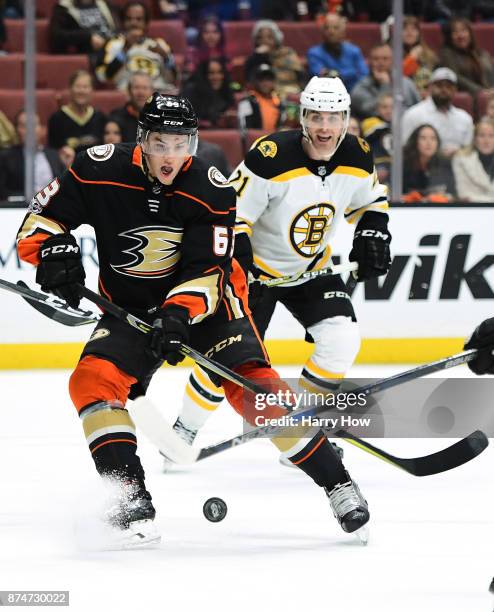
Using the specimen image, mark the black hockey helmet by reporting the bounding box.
[137,92,198,156]
[138,92,198,135]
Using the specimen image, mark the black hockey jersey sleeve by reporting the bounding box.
[162,191,237,324]
[17,153,91,265]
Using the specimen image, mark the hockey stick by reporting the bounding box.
[75,284,487,476]
[0,277,99,326]
[258,261,358,287]
[2,278,486,474]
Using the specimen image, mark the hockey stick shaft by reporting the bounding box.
[259,261,358,287]
[77,285,485,475]
[0,277,99,325]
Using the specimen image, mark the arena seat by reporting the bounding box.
[0,89,58,125]
[58,89,127,114]
[345,23,381,57]
[476,89,492,119]
[35,0,57,18]
[0,54,24,88]
[36,55,90,89]
[148,20,187,55]
[200,130,244,168]
[224,21,254,59]
[420,23,442,52]
[4,19,50,53]
[472,23,494,55]
[452,91,474,117]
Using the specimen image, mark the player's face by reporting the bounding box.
[304,110,345,159]
[143,132,190,185]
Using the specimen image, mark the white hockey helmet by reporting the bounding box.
[300,76,351,159]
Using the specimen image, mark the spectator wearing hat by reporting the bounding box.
[245,20,305,101]
[402,67,474,158]
[307,13,368,93]
[238,64,283,132]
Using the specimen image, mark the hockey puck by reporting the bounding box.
[203,497,227,522]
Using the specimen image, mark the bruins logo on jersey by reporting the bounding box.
[357,137,370,154]
[87,144,115,162]
[257,140,278,158]
[111,225,183,278]
[289,204,335,258]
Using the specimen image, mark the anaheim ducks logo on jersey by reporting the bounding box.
[111,225,183,278]
[289,204,335,258]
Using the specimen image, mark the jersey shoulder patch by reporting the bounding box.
[334,134,374,174]
[244,130,305,180]
[87,143,115,162]
[207,166,229,187]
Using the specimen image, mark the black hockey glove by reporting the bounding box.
[36,233,85,308]
[349,212,391,282]
[464,318,494,375]
[149,307,190,365]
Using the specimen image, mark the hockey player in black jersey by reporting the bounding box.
[17,92,369,545]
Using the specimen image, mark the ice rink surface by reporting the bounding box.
[0,364,492,612]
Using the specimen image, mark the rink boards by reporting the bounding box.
[0,205,493,367]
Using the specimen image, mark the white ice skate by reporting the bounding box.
[161,417,198,472]
[325,479,369,545]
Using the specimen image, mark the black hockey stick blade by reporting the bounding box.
[16,281,98,327]
[335,429,489,476]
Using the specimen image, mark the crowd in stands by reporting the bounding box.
[1,0,494,202]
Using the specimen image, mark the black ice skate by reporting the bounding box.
[105,478,160,548]
[325,477,369,544]
[161,417,198,472]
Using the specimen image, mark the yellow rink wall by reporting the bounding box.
[0,337,465,370]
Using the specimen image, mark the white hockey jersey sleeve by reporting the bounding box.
[344,168,389,226]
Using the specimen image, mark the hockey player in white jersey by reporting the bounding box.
[160,77,391,535]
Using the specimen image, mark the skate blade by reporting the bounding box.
[105,520,161,550]
[354,525,369,546]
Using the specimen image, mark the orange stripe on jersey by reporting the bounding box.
[171,190,236,215]
[132,145,142,167]
[222,297,233,321]
[229,259,250,315]
[98,277,113,302]
[69,168,145,191]
[164,294,207,320]
[247,312,270,363]
[181,156,193,172]
[17,231,52,265]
